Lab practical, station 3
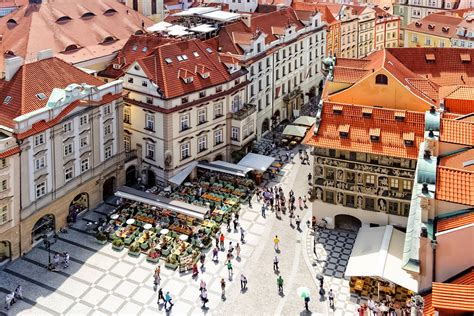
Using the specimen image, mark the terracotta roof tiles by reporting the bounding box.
[437,211,474,232]
[0,146,20,158]
[303,102,425,159]
[431,282,474,311]
[436,167,474,206]
[440,117,474,146]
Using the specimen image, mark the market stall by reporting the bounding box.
[293,116,316,127]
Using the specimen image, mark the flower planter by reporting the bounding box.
[96,239,107,245]
[146,256,160,263]
[165,261,178,270]
[128,250,141,258]
[112,244,124,251]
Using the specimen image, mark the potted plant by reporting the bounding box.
[146,249,160,263]
[202,235,212,249]
[165,254,178,270]
[95,231,108,245]
[112,239,124,251]
[128,243,141,257]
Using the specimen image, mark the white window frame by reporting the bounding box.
[214,129,223,145]
[104,104,111,115]
[63,121,72,133]
[146,143,155,160]
[366,174,376,185]
[63,143,73,157]
[403,180,412,191]
[104,145,113,159]
[34,133,45,147]
[145,113,155,131]
[0,204,7,224]
[180,114,190,131]
[35,156,46,171]
[79,115,89,126]
[80,158,90,173]
[124,107,131,123]
[104,124,112,136]
[124,135,131,152]
[390,178,399,189]
[214,103,223,118]
[231,127,239,141]
[180,143,190,160]
[65,167,73,182]
[198,136,207,152]
[80,135,89,148]
[198,109,207,124]
[35,181,46,198]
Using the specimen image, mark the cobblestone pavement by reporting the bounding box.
[0,144,328,316]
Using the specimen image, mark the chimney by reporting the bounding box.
[37,49,54,61]
[429,105,436,114]
[422,183,429,194]
[4,56,24,81]
[423,149,431,160]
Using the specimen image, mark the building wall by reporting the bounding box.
[404,30,451,48]
[435,226,474,282]
[375,18,401,50]
[124,0,164,22]
[328,69,433,111]
[340,19,359,58]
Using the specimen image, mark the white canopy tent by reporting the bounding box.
[189,24,217,33]
[115,186,207,220]
[200,10,241,22]
[293,116,316,127]
[146,21,172,32]
[282,124,308,138]
[168,161,198,186]
[345,225,419,292]
[211,161,253,174]
[172,7,218,17]
[238,153,275,172]
[197,161,249,177]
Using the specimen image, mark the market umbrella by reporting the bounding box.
[297,287,311,299]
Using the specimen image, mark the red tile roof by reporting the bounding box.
[303,102,425,159]
[291,2,339,25]
[437,211,474,233]
[405,12,463,40]
[0,0,153,65]
[436,167,474,206]
[0,57,104,129]
[440,117,474,146]
[135,39,244,99]
[0,146,20,158]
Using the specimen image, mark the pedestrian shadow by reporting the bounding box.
[236,256,242,262]
[279,291,285,298]
[201,305,210,313]
[240,288,248,294]
[300,310,312,316]
[275,249,281,254]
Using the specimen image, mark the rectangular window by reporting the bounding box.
[104,124,112,136]
[199,91,206,98]
[124,135,131,152]
[142,80,148,87]
[0,179,7,191]
[0,205,7,224]
[0,159,6,169]
[65,167,73,182]
[198,136,207,152]
[198,109,207,125]
[63,143,73,157]
[145,113,155,131]
[403,180,412,191]
[388,201,399,215]
[231,127,239,141]
[80,135,89,148]
[146,97,153,105]
[214,103,223,118]
[180,114,190,131]
[124,107,131,124]
[365,198,375,211]
[216,86,222,93]
[390,178,399,189]
[402,203,410,216]
[80,158,89,173]
[104,145,112,159]
[35,181,46,198]
[79,115,88,126]
[214,129,223,145]
[35,156,46,171]
[325,190,335,204]
[34,133,45,147]
[181,97,189,104]
[104,104,111,115]
[345,194,355,208]
[128,77,133,84]
[365,174,376,186]
[146,143,155,160]
[181,143,190,160]
[63,122,72,133]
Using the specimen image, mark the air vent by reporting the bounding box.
[428,24,435,30]
[415,21,422,28]
[442,26,449,33]
[36,93,47,100]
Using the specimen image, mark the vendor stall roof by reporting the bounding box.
[238,153,276,172]
[197,161,249,177]
[189,24,217,33]
[211,160,253,174]
[147,21,172,32]
[168,161,198,186]
[345,225,419,292]
[293,116,316,127]
[282,124,308,138]
[115,186,207,220]
[200,10,241,22]
[172,7,219,17]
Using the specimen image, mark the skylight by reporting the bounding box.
[36,93,47,100]
[206,48,213,54]
[182,54,188,60]
[132,45,138,51]
[177,55,184,61]
[3,96,12,104]
[142,47,148,52]
[165,58,173,64]
[193,51,199,57]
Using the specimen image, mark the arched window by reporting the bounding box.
[375,74,388,85]
[64,44,80,52]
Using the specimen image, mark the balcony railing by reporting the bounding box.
[125,149,137,162]
[283,87,302,102]
[232,103,257,121]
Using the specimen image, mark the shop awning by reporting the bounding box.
[197,161,248,177]
[211,161,253,174]
[345,225,419,292]
[168,161,198,186]
[282,124,308,138]
[115,186,207,220]
[238,153,275,172]
[293,116,316,127]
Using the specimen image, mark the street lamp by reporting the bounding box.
[42,234,57,269]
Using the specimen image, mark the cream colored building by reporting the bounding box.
[339,7,359,58]
[0,52,125,254]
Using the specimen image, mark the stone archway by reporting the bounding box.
[334,214,362,232]
[126,165,137,186]
[68,193,89,223]
[103,177,116,201]
[31,214,55,244]
[0,241,11,263]
[214,154,224,161]
[261,118,270,134]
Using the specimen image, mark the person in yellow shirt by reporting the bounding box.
[274,235,280,252]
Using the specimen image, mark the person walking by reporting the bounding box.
[220,278,226,299]
[240,273,247,291]
[233,218,239,231]
[227,260,233,278]
[296,215,301,230]
[219,233,225,250]
[273,255,279,271]
[157,288,165,306]
[240,226,245,243]
[212,247,219,262]
[273,235,280,252]
[200,279,207,293]
[153,266,161,289]
[5,292,14,310]
[328,289,335,309]
[53,253,60,269]
[14,285,23,301]
[236,243,241,258]
[304,296,310,311]
[298,196,303,210]
[307,173,312,184]
[164,292,173,311]
[277,275,284,293]
[200,289,209,308]
[63,252,70,268]
[261,204,266,218]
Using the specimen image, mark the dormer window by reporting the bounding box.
[206,48,213,54]
[165,58,172,64]
[403,132,414,146]
[193,51,199,57]
[460,53,471,63]
[395,111,406,122]
[338,124,350,138]
[104,8,118,16]
[3,96,12,104]
[425,53,436,62]
[200,72,210,79]
[428,24,435,30]
[369,128,380,142]
[415,22,422,28]
[183,77,193,83]
[442,26,449,33]
[81,12,96,19]
[36,93,47,100]
[333,105,343,115]
[362,108,373,118]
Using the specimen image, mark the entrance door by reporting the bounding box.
[147,170,156,188]
[0,241,11,263]
[334,214,362,232]
[103,177,116,201]
[126,165,137,186]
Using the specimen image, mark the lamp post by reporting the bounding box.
[42,234,57,269]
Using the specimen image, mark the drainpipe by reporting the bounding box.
[16,138,23,257]
[432,218,437,282]
[271,52,275,130]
